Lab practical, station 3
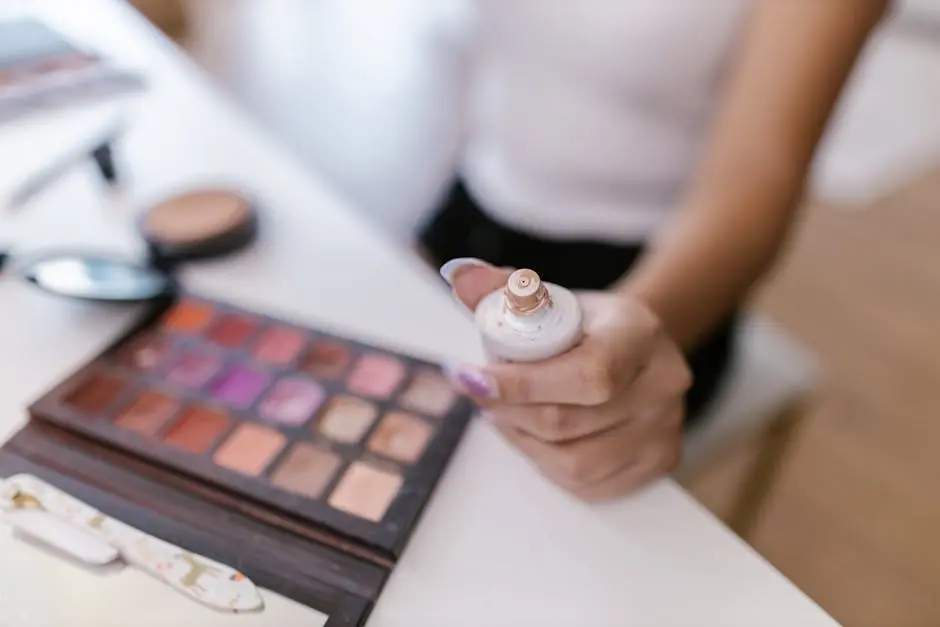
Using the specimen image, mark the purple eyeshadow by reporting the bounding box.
[210,365,270,407]
[165,350,222,388]
[259,378,326,427]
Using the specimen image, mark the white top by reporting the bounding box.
[461,0,751,242]
[0,2,838,626]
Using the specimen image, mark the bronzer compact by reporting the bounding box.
[17,187,259,302]
[0,292,475,625]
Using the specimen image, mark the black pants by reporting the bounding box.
[419,181,737,427]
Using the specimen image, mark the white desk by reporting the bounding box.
[0,2,838,626]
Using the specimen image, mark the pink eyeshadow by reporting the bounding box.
[346,354,406,399]
[165,350,222,388]
[258,378,326,426]
[253,327,307,365]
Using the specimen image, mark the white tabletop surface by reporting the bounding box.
[0,2,839,626]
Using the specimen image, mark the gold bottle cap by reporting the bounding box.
[505,269,551,315]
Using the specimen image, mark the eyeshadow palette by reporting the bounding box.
[26,295,473,560]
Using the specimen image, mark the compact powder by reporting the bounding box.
[328,462,403,522]
[144,190,251,245]
[317,396,377,444]
[271,443,340,498]
[214,423,285,476]
[368,412,433,463]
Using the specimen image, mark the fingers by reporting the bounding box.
[440,258,511,311]
[483,392,632,443]
[450,327,654,405]
[495,401,684,501]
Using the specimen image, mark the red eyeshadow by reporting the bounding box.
[206,315,259,348]
[163,406,229,454]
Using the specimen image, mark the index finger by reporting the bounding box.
[450,336,649,406]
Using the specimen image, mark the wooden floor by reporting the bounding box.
[142,3,940,625]
[690,174,940,627]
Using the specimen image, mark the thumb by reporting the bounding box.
[440,258,511,311]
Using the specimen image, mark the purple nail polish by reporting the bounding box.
[444,364,497,399]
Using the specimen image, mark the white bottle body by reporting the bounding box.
[474,281,583,362]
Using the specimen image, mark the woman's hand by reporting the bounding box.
[441,259,693,501]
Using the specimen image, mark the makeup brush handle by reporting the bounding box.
[0,474,264,613]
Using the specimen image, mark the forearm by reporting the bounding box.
[621,172,800,350]
[618,0,890,349]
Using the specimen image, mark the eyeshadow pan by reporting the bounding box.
[162,406,229,453]
[214,423,285,476]
[205,314,259,348]
[165,349,222,389]
[161,300,214,334]
[210,364,270,407]
[300,340,351,380]
[114,390,179,436]
[271,443,340,498]
[63,372,125,414]
[398,369,457,417]
[254,326,306,365]
[259,378,325,427]
[118,334,172,372]
[317,396,377,444]
[368,412,433,463]
[346,354,406,399]
[328,462,403,522]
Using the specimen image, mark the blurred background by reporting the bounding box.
[127,1,940,624]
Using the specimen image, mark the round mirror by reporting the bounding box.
[18,253,173,302]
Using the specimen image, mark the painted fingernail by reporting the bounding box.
[439,258,487,286]
[443,363,499,399]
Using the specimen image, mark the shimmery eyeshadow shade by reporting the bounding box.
[163,406,229,454]
[162,300,214,334]
[258,378,325,427]
[254,326,306,366]
[346,354,406,398]
[368,412,433,463]
[398,369,457,418]
[119,335,172,372]
[328,462,402,522]
[205,314,258,348]
[114,391,179,436]
[210,364,270,407]
[317,396,377,444]
[271,443,340,498]
[165,350,222,389]
[214,423,285,476]
[63,372,125,414]
[300,340,351,380]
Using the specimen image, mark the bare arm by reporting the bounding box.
[620,0,891,349]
